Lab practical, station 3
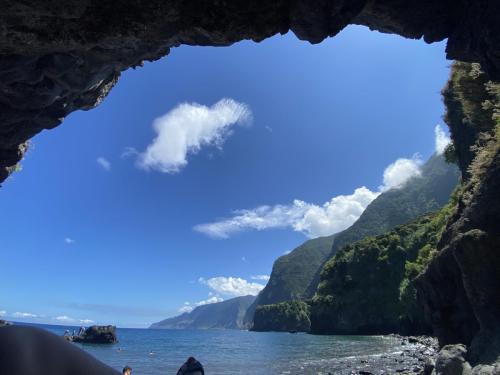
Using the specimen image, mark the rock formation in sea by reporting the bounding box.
[70,325,118,344]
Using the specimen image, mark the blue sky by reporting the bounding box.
[0,26,450,327]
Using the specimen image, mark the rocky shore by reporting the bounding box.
[286,335,438,375]
[341,336,438,375]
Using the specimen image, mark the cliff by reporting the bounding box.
[248,154,459,329]
[310,193,459,335]
[416,62,500,369]
[252,301,311,332]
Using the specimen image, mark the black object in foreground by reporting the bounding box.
[177,357,205,375]
[0,325,120,375]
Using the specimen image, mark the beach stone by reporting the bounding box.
[424,358,435,375]
[432,344,472,375]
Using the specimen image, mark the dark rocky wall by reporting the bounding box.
[416,63,500,369]
[1,0,500,182]
[417,149,500,366]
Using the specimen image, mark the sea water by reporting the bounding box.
[33,324,403,374]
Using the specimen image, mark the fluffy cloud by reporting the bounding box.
[194,187,380,239]
[0,310,6,316]
[251,275,270,281]
[13,312,37,318]
[435,124,451,154]
[136,98,251,173]
[64,237,75,244]
[199,277,265,297]
[379,156,423,192]
[179,296,224,313]
[96,157,111,171]
[80,319,94,324]
[293,187,381,237]
[178,305,193,314]
[193,126,449,239]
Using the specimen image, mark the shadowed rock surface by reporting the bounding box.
[416,63,500,372]
[71,325,118,344]
[1,0,500,181]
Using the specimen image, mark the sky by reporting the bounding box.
[0,26,451,327]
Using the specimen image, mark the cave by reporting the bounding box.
[0,1,499,374]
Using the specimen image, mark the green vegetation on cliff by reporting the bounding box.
[244,234,335,326]
[442,61,500,177]
[327,154,460,259]
[257,235,336,305]
[248,154,459,329]
[310,189,461,335]
[302,153,460,300]
[252,300,311,332]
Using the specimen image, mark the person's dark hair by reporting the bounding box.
[187,357,196,364]
[123,365,132,373]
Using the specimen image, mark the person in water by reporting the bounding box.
[176,357,204,375]
[122,365,132,374]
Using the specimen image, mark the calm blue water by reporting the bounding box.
[31,324,403,374]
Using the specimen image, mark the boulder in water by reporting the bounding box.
[72,325,118,344]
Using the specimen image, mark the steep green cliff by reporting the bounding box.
[244,234,335,326]
[256,235,336,305]
[247,154,459,329]
[310,190,460,335]
[442,61,500,178]
[252,300,311,332]
[417,62,500,368]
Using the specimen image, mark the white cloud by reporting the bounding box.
[251,275,270,281]
[13,312,37,318]
[435,124,451,154]
[193,126,448,239]
[136,98,252,173]
[178,296,224,314]
[379,156,422,191]
[293,187,381,237]
[196,296,224,306]
[199,276,265,297]
[79,319,94,324]
[55,315,75,323]
[96,157,111,171]
[64,237,75,244]
[194,187,380,239]
[178,306,193,314]
[0,310,6,316]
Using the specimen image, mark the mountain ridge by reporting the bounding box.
[150,295,255,330]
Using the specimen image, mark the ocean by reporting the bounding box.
[31,324,405,374]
